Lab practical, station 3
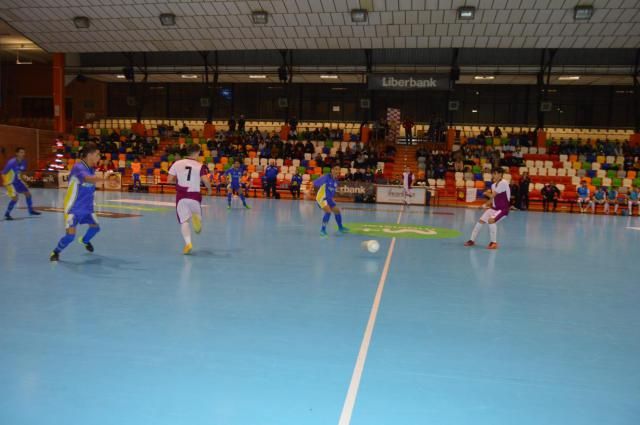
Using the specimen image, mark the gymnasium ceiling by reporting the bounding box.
[0,0,638,53]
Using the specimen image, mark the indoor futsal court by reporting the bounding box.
[1,0,640,424]
[1,190,639,424]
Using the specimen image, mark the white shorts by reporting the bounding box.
[176,198,201,224]
[577,197,591,203]
[480,208,502,223]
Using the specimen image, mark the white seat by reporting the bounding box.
[483,173,492,181]
[547,168,557,176]
[529,168,538,176]
[544,161,553,169]
[456,179,465,187]
[292,159,300,167]
[567,169,577,177]
[571,176,581,185]
[538,168,547,176]
[304,153,312,160]
[603,177,612,187]
[455,172,463,180]
[535,160,544,169]
[302,174,310,182]
[276,158,284,167]
[623,178,632,187]
[525,160,535,168]
[557,168,567,177]
[592,162,601,170]
[538,147,546,154]
[559,154,568,162]
[557,184,565,192]
[534,183,544,190]
[529,147,538,154]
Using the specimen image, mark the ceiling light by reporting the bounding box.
[249,75,267,79]
[471,109,478,113]
[474,75,495,80]
[160,13,176,26]
[116,74,126,79]
[331,87,348,91]
[351,9,368,23]
[73,16,90,29]
[181,74,198,79]
[320,75,338,79]
[574,5,593,21]
[252,11,269,24]
[457,6,475,20]
[558,76,580,81]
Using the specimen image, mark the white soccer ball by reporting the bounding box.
[361,240,380,253]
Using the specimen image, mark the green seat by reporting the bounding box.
[205,156,212,163]
[223,163,232,171]
[472,165,482,173]
[322,167,331,175]
[582,162,591,170]
[186,138,193,144]
[325,140,334,148]
[607,170,616,178]
[634,178,640,187]
[168,154,175,162]
[298,166,307,175]
[591,177,602,187]
[311,174,320,181]
[613,178,622,187]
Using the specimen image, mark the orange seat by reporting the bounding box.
[309,160,317,167]
[249,151,257,158]
[627,170,636,179]
[220,157,228,164]
[118,154,126,161]
[474,180,485,189]
[247,164,256,172]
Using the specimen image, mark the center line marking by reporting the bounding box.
[338,208,404,425]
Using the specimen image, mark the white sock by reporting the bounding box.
[489,223,497,243]
[181,222,192,245]
[604,203,609,213]
[470,222,483,241]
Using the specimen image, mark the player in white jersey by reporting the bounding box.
[465,168,511,250]
[402,166,415,206]
[167,144,212,254]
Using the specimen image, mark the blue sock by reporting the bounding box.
[321,212,331,231]
[227,192,232,206]
[82,226,100,244]
[26,196,33,212]
[240,194,246,206]
[5,199,17,215]
[55,233,75,253]
[335,213,343,229]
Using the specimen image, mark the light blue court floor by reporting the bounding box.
[1,188,639,425]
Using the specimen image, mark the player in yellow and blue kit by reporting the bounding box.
[50,143,103,261]
[2,147,41,220]
[225,160,250,209]
[313,165,348,237]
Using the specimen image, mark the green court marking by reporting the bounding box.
[347,222,462,239]
[96,203,170,212]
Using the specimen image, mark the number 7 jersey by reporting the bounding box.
[168,159,208,203]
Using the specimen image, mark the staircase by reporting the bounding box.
[392,144,420,181]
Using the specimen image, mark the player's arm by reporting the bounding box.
[167,163,177,184]
[200,174,212,196]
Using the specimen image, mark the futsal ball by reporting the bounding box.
[361,240,380,253]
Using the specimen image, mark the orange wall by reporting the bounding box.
[0,125,57,171]
[0,62,107,127]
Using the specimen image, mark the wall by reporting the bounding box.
[66,78,108,125]
[0,125,57,171]
[0,62,108,129]
[106,82,637,129]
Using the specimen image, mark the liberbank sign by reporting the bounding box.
[368,74,450,90]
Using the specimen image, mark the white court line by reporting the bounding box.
[105,199,209,207]
[338,208,404,425]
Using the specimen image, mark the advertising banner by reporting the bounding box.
[57,171,70,188]
[376,185,427,205]
[336,181,375,200]
[368,74,449,91]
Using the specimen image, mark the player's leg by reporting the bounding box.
[332,204,348,233]
[177,199,194,254]
[604,200,610,214]
[238,187,250,208]
[628,200,633,216]
[50,215,78,260]
[4,181,19,219]
[79,214,100,252]
[227,185,233,208]
[465,209,491,246]
[190,200,202,234]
